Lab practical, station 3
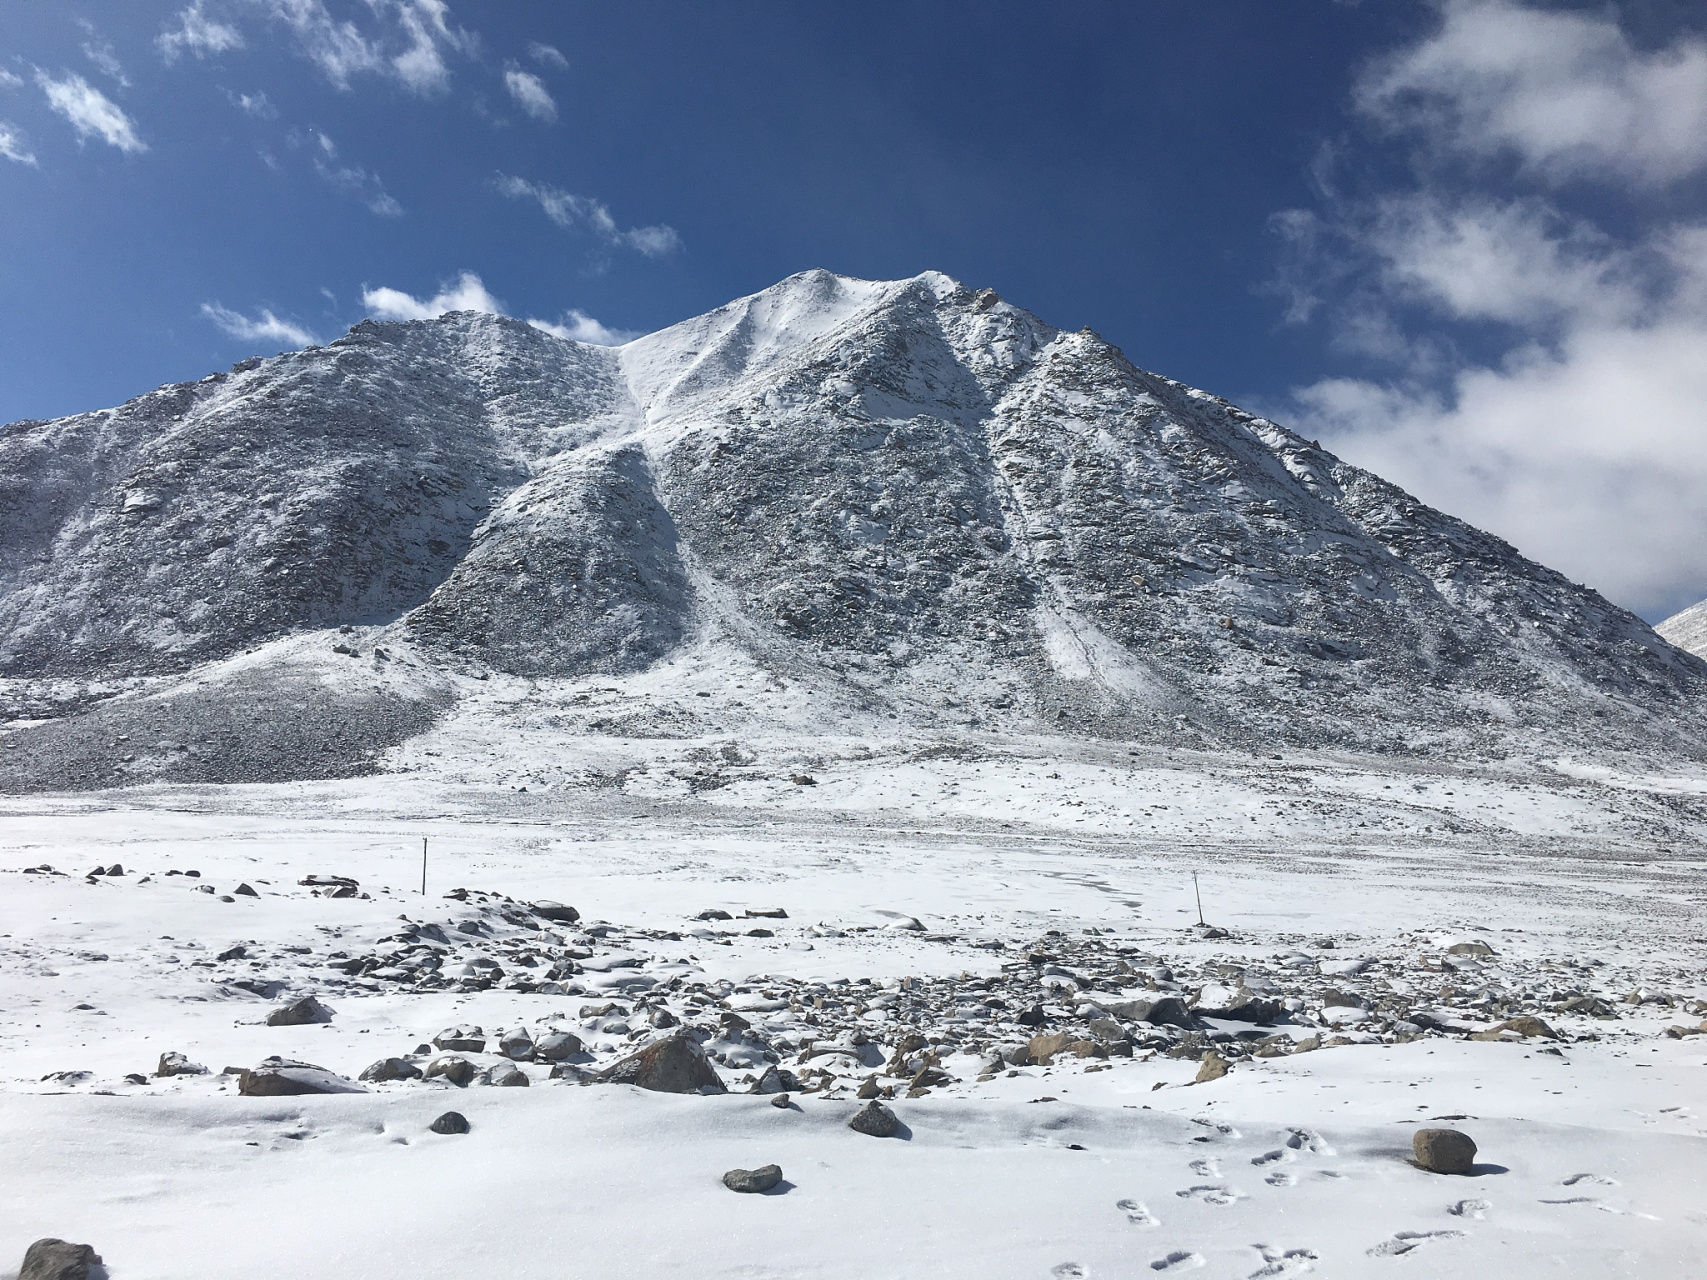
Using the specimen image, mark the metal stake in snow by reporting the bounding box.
[1193,871,1205,926]
[421,837,428,896]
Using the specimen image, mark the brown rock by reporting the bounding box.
[20,1238,102,1280]
[596,1031,726,1094]
[1413,1127,1477,1174]
[424,1055,475,1087]
[358,1057,423,1083]
[1026,1031,1074,1065]
[1490,1015,1558,1040]
[1447,941,1495,957]
[1194,1052,1230,1083]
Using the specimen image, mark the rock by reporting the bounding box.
[1026,1031,1074,1065]
[534,1031,584,1060]
[770,1092,792,1108]
[1106,997,1194,1028]
[1194,1052,1230,1083]
[848,1100,899,1137]
[234,883,258,897]
[19,1238,102,1280]
[856,1075,881,1098]
[358,1057,423,1082]
[238,1057,366,1096]
[1447,941,1495,957]
[744,907,788,919]
[1490,1015,1559,1040]
[216,944,247,961]
[748,1064,798,1094]
[432,1025,486,1053]
[596,1031,726,1094]
[649,1006,680,1029]
[723,1164,783,1193]
[483,1062,529,1087]
[1321,988,1364,1008]
[105,864,123,876]
[1195,985,1282,1023]
[1413,1128,1477,1174]
[696,909,733,921]
[155,1051,208,1077]
[424,1056,475,1086]
[886,916,926,931]
[429,1111,470,1135]
[533,901,580,923]
[265,996,333,1027]
[1015,1004,1047,1027]
[1087,1017,1127,1042]
[498,1027,534,1059]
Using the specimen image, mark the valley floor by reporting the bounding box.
[1,744,1704,1279]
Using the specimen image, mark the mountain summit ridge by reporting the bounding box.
[2,269,1703,788]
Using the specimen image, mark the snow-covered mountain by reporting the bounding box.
[1656,598,1707,661]
[2,269,1703,787]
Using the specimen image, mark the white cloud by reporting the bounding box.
[81,39,129,86]
[306,133,402,214]
[528,41,566,69]
[201,301,319,348]
[360,270,634,344]
[496,174,681,256]
[0,69,22,89]
[258,0,473,94]
[361,270,502,320]
[36,72,146,153]
[0,122,36,166]
[159,3,246,62]
[1358,0,1707,186]
[230,89,275,117]
[504,67,555,122]
[527,310,638,345]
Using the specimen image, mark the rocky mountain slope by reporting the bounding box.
[2,269,1704,788]
[1656,598,1707,661]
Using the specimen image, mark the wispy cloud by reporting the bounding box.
[0,69,22,89]
[527,41,567,70]
[158,2,246,62]
[229,89,276,118]
[255,0,474,94]
[80,30,129,86]
[202,301,319,348]
[0,122,37,166]
[360,269,634,344]
[496,174,681,256]
[36,72,146,153]
[306,130,402,215]
[504,67,555,122]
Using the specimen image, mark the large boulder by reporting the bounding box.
[424,1056,475,1087]
[1193,984,1282,1023]
[596,1031,725,1094]
[1105,996,1194,1028]
[238,1057,365,1096]
[433,1025,486,1053]
[155,1051,208,1077]
[265,996,333,1027]
[20,1239,101,1280]
[534,1031,584,1061]
[359,1057,423,1083]
[533,901,580,923]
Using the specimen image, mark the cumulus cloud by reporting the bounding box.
[1275,3,1707,621]
[1358,0,1707,187]
[360,270,502,320]
[504,67,555,121]
[202,301,319,348]
[360,270,634,344]
[528,41,567,69]
[36,72,145,153]
[0,122,36,166]
[158,2,245,62]
[496,174,681,256]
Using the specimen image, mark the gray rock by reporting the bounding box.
[534,1031,584,1060]
[429,1111,470,1135]
[358,1057,423,1083]
[596,1031,726,1094]
[1413,1128,1477,1174]
[155,1051,208,1077]
[770,1092,792,1108]
[482,1062,529,1087]
[432,1025,486,1053]
[265,996,333,1027]
[497,1027,534,1059]
[848,1100,899,1137]
[234,883,258,897]
[1106,996,1194,1028]
[696,909,733,920]
[19,1238,102,1280]
[533,901,580,923]
[1447,941,1495,957]
[237,1057,365,1096]
[424,1056,475,1087]
[1197,987,1282,1023]
[747,1064,799,1094]
[723,1164,783,1193]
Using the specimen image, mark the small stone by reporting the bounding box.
[596,1031,726,1094]
[770,1092,792,1108]
[856,1075,880,1099]
[723,1164,783,1193]
[265,996,333,1027]
[424,1056,475,1087]
[1194,1052,1230,1083]
[234,883,258,897]
[1413,1128,1477,1174]
[429,1111,470,1135]
[534,1031,584,1061]
[155,1051,208,1077]
[19,1238,102,1280]
[848,1100,898,1137]
[358,1057,423,1083]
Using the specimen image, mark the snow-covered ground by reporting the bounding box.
[2,746,1704,1278]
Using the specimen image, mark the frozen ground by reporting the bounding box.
[2,741,1704,1279]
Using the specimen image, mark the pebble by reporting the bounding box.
[722,1164,783,1193]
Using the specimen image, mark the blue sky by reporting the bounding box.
[2,2,1705,620]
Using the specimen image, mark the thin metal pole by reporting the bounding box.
[421,837,428,896]
[1193,871,1204,925]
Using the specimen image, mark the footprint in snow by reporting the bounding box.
[1247,1245,1319,1277]
[1176,1184,1245,1206]
[1117,1198,1160,1228]
[1264,1171,1298,1187]
[1448,1199,1491,1219]
[1367,1230,1465,1258]
[1250,1149,1292,1167]
[1149,1250,1205,1272]
[1561,1173,1618,1186]
[1286,1128,1333,1156]
[1051,1265,1086,1278]
[1188,1157,1221,1177]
